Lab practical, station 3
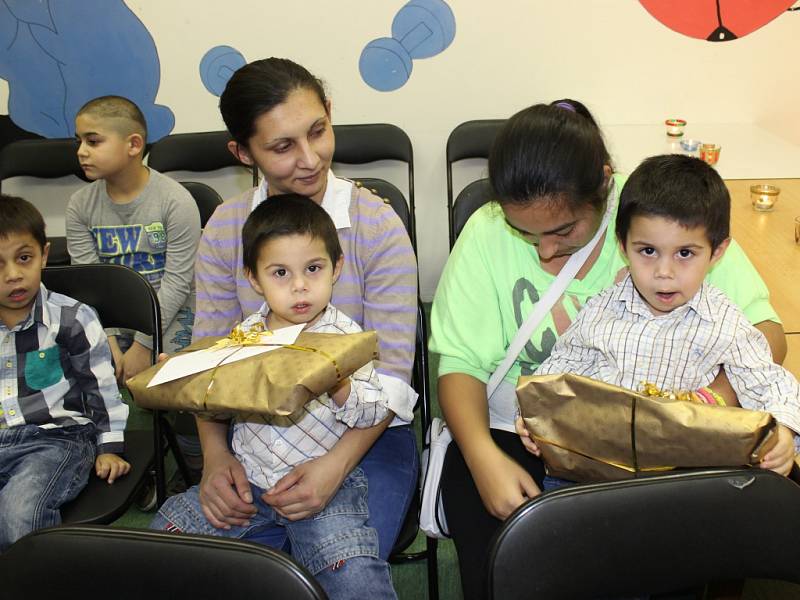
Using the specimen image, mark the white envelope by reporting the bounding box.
[147,324,304,387]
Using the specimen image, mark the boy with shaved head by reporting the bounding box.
[67,96,201,382]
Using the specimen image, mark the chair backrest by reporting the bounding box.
[0,138,88,265]
[353,177,411,241]
[488,468,800,599]
[0,138,86,184]
[450,178,493,246]
[180,181,223,228]
[42,264,162,357]
[445,120,504,248]
[147,130,258,187]
[333,123,415,248]
[4,525,328,600]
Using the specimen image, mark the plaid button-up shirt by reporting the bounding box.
[231,304,390,489]
[0,284,128,454]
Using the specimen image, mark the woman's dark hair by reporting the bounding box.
[0,194,47,250]
[616,154,730,251]
[489,101,611,212]
[219,58,327,146]
[242,194,342,273]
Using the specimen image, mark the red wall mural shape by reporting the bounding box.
[639,0,796,41]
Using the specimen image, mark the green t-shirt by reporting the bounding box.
[430,176,779,391]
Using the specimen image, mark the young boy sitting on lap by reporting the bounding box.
[517,155,800,483]
[152,194,397,600]
[67,95,201,381]
[0,195,130,552]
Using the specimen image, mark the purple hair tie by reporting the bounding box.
[554,101,576,112]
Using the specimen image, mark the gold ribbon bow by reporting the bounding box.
[209,322,273,351]
[201,323,342,411]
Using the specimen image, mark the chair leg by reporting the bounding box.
[153,410,167,506]
[160,415,193,491]
[426,537,439,600]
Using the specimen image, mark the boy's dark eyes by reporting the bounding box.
[307,264,320,273]
[274,268,287,277]
[18,254,32,263]
[639,247,656,256]
[678,249,694,258]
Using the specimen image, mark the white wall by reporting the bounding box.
[2,1,798,299]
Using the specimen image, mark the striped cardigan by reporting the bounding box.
[193,177,418,420]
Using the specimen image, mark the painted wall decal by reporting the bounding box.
[360,0,456,92]
[200,46,247,97]
[639,0,796,41]
[0,0,173,141]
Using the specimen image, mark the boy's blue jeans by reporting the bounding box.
[0,423,96,552]
[152,466,397,600]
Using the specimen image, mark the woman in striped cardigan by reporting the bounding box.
[188,58,419,563]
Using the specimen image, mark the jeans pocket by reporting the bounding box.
[311,467,370,521]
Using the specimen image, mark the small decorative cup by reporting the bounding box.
[750,184,780,212]
[700,143,721,165]
[665,118,687,137]
[795,216,800,244]
[680,139,701,154]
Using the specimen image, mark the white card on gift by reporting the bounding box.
[147,323,304,387]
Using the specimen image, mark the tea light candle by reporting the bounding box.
[750,184,780,212]
[700,143,721,166]
[665,119,687,137]
[680,139,701,153]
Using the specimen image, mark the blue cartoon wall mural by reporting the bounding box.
[199,46,247,97]
[360,0,456,92]
[0,0,173,147]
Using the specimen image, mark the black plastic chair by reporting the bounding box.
[450,178,494,245]
[180,181,223,228]
[147,130,258,188]
[333,123,416,249]
[4,525,328,600]
[42,264,191,519]
[0,138,89,265]
[445,120,505,249]
[487,468,800,599]
[375,181,437,598]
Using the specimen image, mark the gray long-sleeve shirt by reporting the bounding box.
[66,169,201,348]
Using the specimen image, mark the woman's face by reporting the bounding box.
[234,87,334,204]
[502,197,604,269]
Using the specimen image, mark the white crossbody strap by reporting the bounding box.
[486,183,617,397]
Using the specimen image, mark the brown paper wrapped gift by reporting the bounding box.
[517,373,778,482]
[126,331,378,418]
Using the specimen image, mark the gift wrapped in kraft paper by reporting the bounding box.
[517,373,779,483]
[127,331,378,418]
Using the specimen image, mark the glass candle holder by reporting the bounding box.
[750,184,780,212]
[665,119,687,137]
[680,139,701,154]
[700,143,721,166]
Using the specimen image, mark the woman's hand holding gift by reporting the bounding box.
[515,416,541,456]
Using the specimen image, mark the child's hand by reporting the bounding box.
[760,424,796,476]
[330,379,351,408]
[515,416,541,456]
[95,453,131,484]
[121,340,153,382]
